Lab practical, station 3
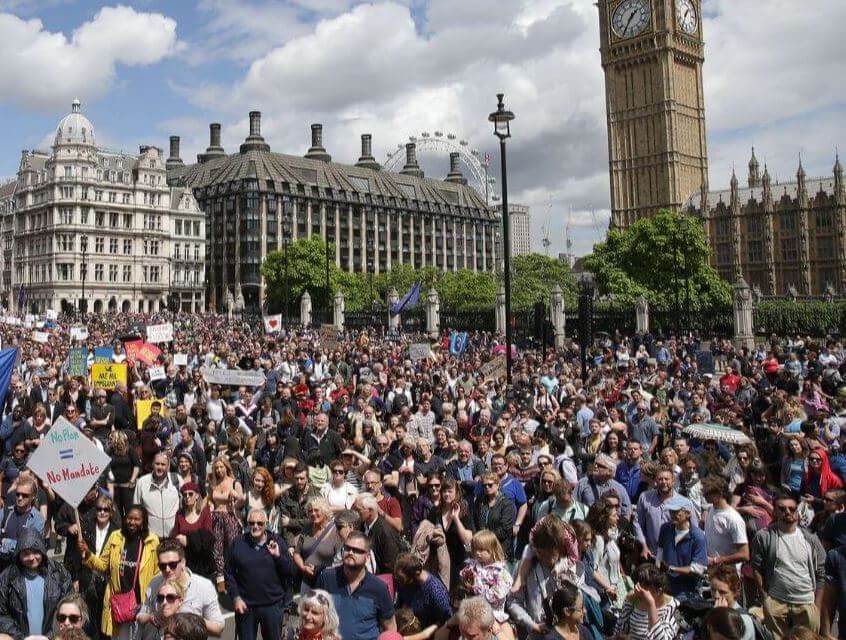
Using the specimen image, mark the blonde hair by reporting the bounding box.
[158,578,186,601]
[109,430,129,456]
[471,529,506,563]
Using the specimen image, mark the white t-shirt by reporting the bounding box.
[704,506,748,569]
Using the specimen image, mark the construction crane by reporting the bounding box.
[541,224,551,255]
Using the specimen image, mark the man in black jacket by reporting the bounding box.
[354,493,402,575]
[473,472,518,560]
[0,528,72,640]
[301,413,343,464]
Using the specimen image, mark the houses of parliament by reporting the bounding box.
[598,0,844,296]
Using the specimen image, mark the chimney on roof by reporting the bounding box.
[444,152,466,185]
[356,134,381,171]
[198,123,226,163]
[240,111,271,153]
[166,136,184,170]
[400,143,424,179]
[305,124,332,162]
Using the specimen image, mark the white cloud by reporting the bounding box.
[0,5,179,111]
[175,0,843,258]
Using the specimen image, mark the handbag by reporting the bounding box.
[111,540,143,625]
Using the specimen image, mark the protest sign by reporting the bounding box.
[45,309,58,321]
[125,340,161,366]
[409,343,431,363]
[31,331,49,344]
[93,347,114,363]
[200,366,265,387]
[68,348,88,377]
[174,353,188,367]
[319,324,338,350]
[148,365,166,381]
[27,417,112,508]
[479,355,507,381]
[146,323,174,344]
[91,363,127,390]
[136,399,168,430]
[70,326,89,342]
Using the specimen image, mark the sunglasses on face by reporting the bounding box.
[158,560,181,571]
[333,469,345,475]
[483,482,496,488]
[343,544,367,555]
[248,521,266,528]
[96,507,111,513]
[156,593,181,604]
[57,614,81,624]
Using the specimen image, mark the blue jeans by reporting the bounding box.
[235,602,284,640]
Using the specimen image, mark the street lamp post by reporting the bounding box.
[80,234,88,316]
[489,93,515,390]
[578,273,595,385]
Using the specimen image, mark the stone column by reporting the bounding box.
[495,284,506,334]
[733,277,754,350]
[426,288,440,339]
[550,284,566,349]
[387,287,400,330]
[300,290,312,326]
[636,296,650,334]
[333,290,345,330]
[306,201,313,238]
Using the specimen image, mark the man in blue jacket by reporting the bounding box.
[225,508,295,640]
[656,495,708,599]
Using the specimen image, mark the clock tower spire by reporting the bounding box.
[598,0,709,228]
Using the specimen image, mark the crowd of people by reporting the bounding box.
[1,310,846,640]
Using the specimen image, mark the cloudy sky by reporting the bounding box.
[0,0,842,257]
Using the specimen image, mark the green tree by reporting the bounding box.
[511,253,578,310]
[583,210,731,307]
[438,270,498,310]
[261,237,339,315]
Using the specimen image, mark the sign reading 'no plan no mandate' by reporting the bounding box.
[27,416,112,508]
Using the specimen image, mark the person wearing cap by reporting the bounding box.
[656,495,707,598]
[575,454,633,517]
[637,466,698,557]
[0,527,72,640]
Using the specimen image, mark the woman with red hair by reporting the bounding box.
[803,448,843,512]
[245,467,277,524]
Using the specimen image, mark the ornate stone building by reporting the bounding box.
[686,150,846,296]
[167,112,498,313]
[4,100,206,314]
[598,0,709,228]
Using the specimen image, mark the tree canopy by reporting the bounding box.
[583,210,731,308]
[261,239,578,313]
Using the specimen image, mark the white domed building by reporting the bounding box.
[2,99,206,314]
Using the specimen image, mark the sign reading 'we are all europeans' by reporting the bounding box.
[27,416,112,508]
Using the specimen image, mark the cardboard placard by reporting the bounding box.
[125,340,161,366]
[409,343,431,363]
[91,363,127,390]
[27,417,112,507]
[32,331,49,344]
[70,326,89,342]
[319,324,338,349]
[479,355,507,381]
[174,353,188,367]
[136,399,168,430]
[146,323,174,344]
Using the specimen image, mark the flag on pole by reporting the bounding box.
[263,314,282,333]
[390,281,421,316]
[0,347,18,412]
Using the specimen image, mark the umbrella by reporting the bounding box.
[683,423,751,445]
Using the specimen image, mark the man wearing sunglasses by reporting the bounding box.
[751,493,826,636]
[0,528,72,640]
[137,538,224,636]
[225,509,294,640]
[316,531,396,640]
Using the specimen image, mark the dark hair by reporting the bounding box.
[161,613,208,640]
[543,581,581,625]
[122,505,150,540]
[292,461,308,475]
[702,607,745,640]
[586,496,616,538]
[394,553,423,579]
[633,563,669,593]
[701,475,731,502]
[157,537,186,560]
[707,564,742,595]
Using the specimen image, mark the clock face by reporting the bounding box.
[676,0,698,34]
[612,0,651,39]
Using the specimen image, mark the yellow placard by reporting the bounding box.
[90,363,127,391]
[136,399,168,430]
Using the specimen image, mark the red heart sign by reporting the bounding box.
[269,319,278,328]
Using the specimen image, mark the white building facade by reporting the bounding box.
[5,100,205,314]
[495,203,531,256]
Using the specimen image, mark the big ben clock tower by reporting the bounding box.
[598,0,709,228]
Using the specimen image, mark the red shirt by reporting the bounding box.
[377,495,402,521]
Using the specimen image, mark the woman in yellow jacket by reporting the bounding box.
[80,504,160,639]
